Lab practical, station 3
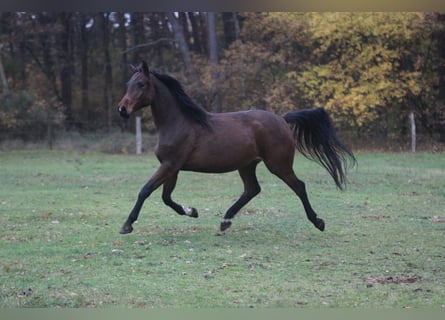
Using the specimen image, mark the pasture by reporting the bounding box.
[0,150,444,308]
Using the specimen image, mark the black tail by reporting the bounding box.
[283,107,356,189]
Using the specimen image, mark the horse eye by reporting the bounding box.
[137,81,145,88]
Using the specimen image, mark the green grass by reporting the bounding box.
[0,150,444,308]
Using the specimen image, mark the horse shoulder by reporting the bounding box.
[155,129,197,165]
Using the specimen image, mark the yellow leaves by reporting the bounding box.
[313,66,332,79]
[0,110,18,129]
[285,71,298,80]
[264,79,299,115]
[178,12,441,134]
[295,13,439,127]
[324,86,380,127]
[400,71,422,97]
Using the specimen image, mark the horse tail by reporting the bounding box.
[283,107,356,189]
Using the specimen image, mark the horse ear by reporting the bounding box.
[141,61,149,76]
[130,65,137,74]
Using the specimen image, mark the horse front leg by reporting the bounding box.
[162,172,198,218]
[220,161,261,232]
[119,163,175,234]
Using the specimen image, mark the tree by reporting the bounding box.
[99,12,114,131]
[298,12,441,136]
[218,13,311,113]
[167,12,194,75]
[0,57,9,94]
[77,13,91,125]
[435,13,445,142]
[117,12,128,88]
[187,12,204,54]
[57,12,74,128]
[207,12,220,112]
[1,11,444,148]
[131,13,146,63]
[221,12,240,48]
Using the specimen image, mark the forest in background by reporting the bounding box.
[0,12,444,150]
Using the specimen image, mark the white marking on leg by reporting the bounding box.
[222,218,231,223]
[182,205,193,216]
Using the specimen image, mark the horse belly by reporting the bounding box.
[182,131,259,173]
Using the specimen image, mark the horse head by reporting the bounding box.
[117,61,155,119]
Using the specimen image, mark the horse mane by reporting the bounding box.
[151,71,210,128]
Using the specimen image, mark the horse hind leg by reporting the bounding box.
[220,161,261,232]
[273,169,325,232]
[162,172,198,218]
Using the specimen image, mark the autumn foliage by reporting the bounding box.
[0,12,444,147]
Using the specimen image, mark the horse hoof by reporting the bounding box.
[119,225,133,234]
[316,218,325,232]
[220,220,232,232]
[189,207,198,218]
[182,206,198,218]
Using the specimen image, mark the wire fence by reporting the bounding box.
[1,116,444,154]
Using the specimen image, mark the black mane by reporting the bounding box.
[152,71,210,128]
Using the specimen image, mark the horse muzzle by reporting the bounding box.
[118,106,130,119]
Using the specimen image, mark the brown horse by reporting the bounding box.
[117,61,356,235]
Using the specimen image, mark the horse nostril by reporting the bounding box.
[118,106,129,119]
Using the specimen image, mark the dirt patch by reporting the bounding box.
[366,275,421,287]
[361,214,390,219]
[431,216,445,223]
[399,191,421,196]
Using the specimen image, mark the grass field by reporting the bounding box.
[0,150,444,308]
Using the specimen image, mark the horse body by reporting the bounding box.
[117,61,355,234]
[179,110,293,173]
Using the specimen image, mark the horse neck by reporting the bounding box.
[150,75,186,131]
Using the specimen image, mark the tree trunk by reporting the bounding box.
[131,13,145,63]
[198,13,208,56]
[178,12,190,46]
[187,12,203,53]
[58,12,74,129]
[222,12,237,49]
[207,12,221,113]
[100,13,113,131]
[436,13,445,142]
[167,12,194,75]
[147,13,168,67]
[0,57,9,94]
[28,13,60,101]
[233,12,241,41]
[118,13,128,87]
[79,13,90,127]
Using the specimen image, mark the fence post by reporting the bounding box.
[410,112,416,153]
[47,108,54,150]
[135,116,142,155]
